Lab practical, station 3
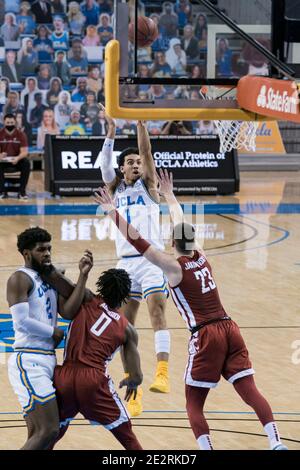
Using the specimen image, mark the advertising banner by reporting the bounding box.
[239,121,286,155]
[44,135,239,196]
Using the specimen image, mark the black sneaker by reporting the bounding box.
[0,192,8,199]
[18,193,29,200]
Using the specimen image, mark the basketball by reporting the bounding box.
[128,16,158,47]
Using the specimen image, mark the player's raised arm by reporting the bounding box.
[137,120,159,202]
[99,104,120,193]
[157,169,205,253]
[57,251,94,320]
[119,323,143,401]
[94,187,182,286]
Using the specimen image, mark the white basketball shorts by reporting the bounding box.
[116,255,169,301]
[8,351,57,415]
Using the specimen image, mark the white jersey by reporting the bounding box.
[12,267,58,351]
[113,178,164,257]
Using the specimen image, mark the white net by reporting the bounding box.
[200,86,259,153]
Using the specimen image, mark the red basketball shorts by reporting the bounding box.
[54,364,130,429]
[184,319,254,388]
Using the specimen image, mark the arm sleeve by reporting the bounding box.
[10,302,54,338]
[100,138,116,183]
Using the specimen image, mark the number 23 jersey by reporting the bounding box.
[63,295,128,371]
[169,250,228,330]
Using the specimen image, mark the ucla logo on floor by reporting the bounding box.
[0,313,68,353]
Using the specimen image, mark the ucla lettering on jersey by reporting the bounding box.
[13,267,58,351]
[113,178,164,257]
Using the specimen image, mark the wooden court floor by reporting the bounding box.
[0,171,299,450]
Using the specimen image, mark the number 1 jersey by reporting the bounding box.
[169,251,228,331]
[64,295,128,371]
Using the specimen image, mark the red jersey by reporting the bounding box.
[170,250,228,331]
[64,295,128,371]
[0,128,28,156]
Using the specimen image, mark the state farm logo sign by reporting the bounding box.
[257,84,299,115]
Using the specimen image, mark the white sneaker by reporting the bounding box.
[273,444,288,450]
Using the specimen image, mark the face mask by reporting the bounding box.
[5,125,15,132]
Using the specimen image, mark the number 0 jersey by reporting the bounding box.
[169,251,228,330]
[64,295,128,372]
[113,178,164,258]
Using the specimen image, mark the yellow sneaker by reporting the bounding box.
[149,361,170,393]
[127,387,143,417]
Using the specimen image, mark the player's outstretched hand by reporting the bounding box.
[79,250,93,276]
[99,103,115,128]
[157,168,174,197]
[94,186,115,213]
[119,377,139,401]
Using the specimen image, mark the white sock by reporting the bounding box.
[154,330,170,354]
[197,434,213,450]
[264,422,282,449]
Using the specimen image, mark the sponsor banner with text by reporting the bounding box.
[237,76,300,123]
[239,121,286,155]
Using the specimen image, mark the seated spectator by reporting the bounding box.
[196,120,216,135]
[136,45,152,63]
[159,2,178,39]
[147,120,165,135]
[33,25,53,62]
[0,113,29,200]
[151,16,170,53]
[64,109,85,135]
[150,51,172,78]
[16,111,33,146]
[80,91,100,125]
[30,92,48,127]
[67,2,86,36]
[18,38,39,76]
[166,38,187,76]
[37,63,52,90]
[51,0,66,14]
[16,2,36,35]
[21,77,41,121]
[54,90,73,130]
[51,15,69,50]
[241,38,270,76]
[175,0,192,30]
[1,13,20,42]
[51,50,71,86]
[161,120,191,135]
[194,13,207,44]
[80,0,100,27]
[3,91,25,117]
[98,0,113,16]
[181,24,199,61]
[190,64,204,78]
[173,84,189,99]
[92,108,108,135]
[190,88,200,100]
[4,0,21,14]
[216,37,233,77]
[121,119,136,136]
[148,84,166,100]
[71,77,89,102]
[37,107,60,149]
[46,77,62,108]
[1,51,22,83]
[87,65,103,94]
[68,39,88,74]
[82,25,100,46]
[31,0,53,24]
[0,77,10,116]
[98,13,113,46]
[138,64,150,93]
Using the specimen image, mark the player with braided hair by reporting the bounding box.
[44,263,143,450]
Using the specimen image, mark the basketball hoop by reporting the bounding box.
[200,86,259,153]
